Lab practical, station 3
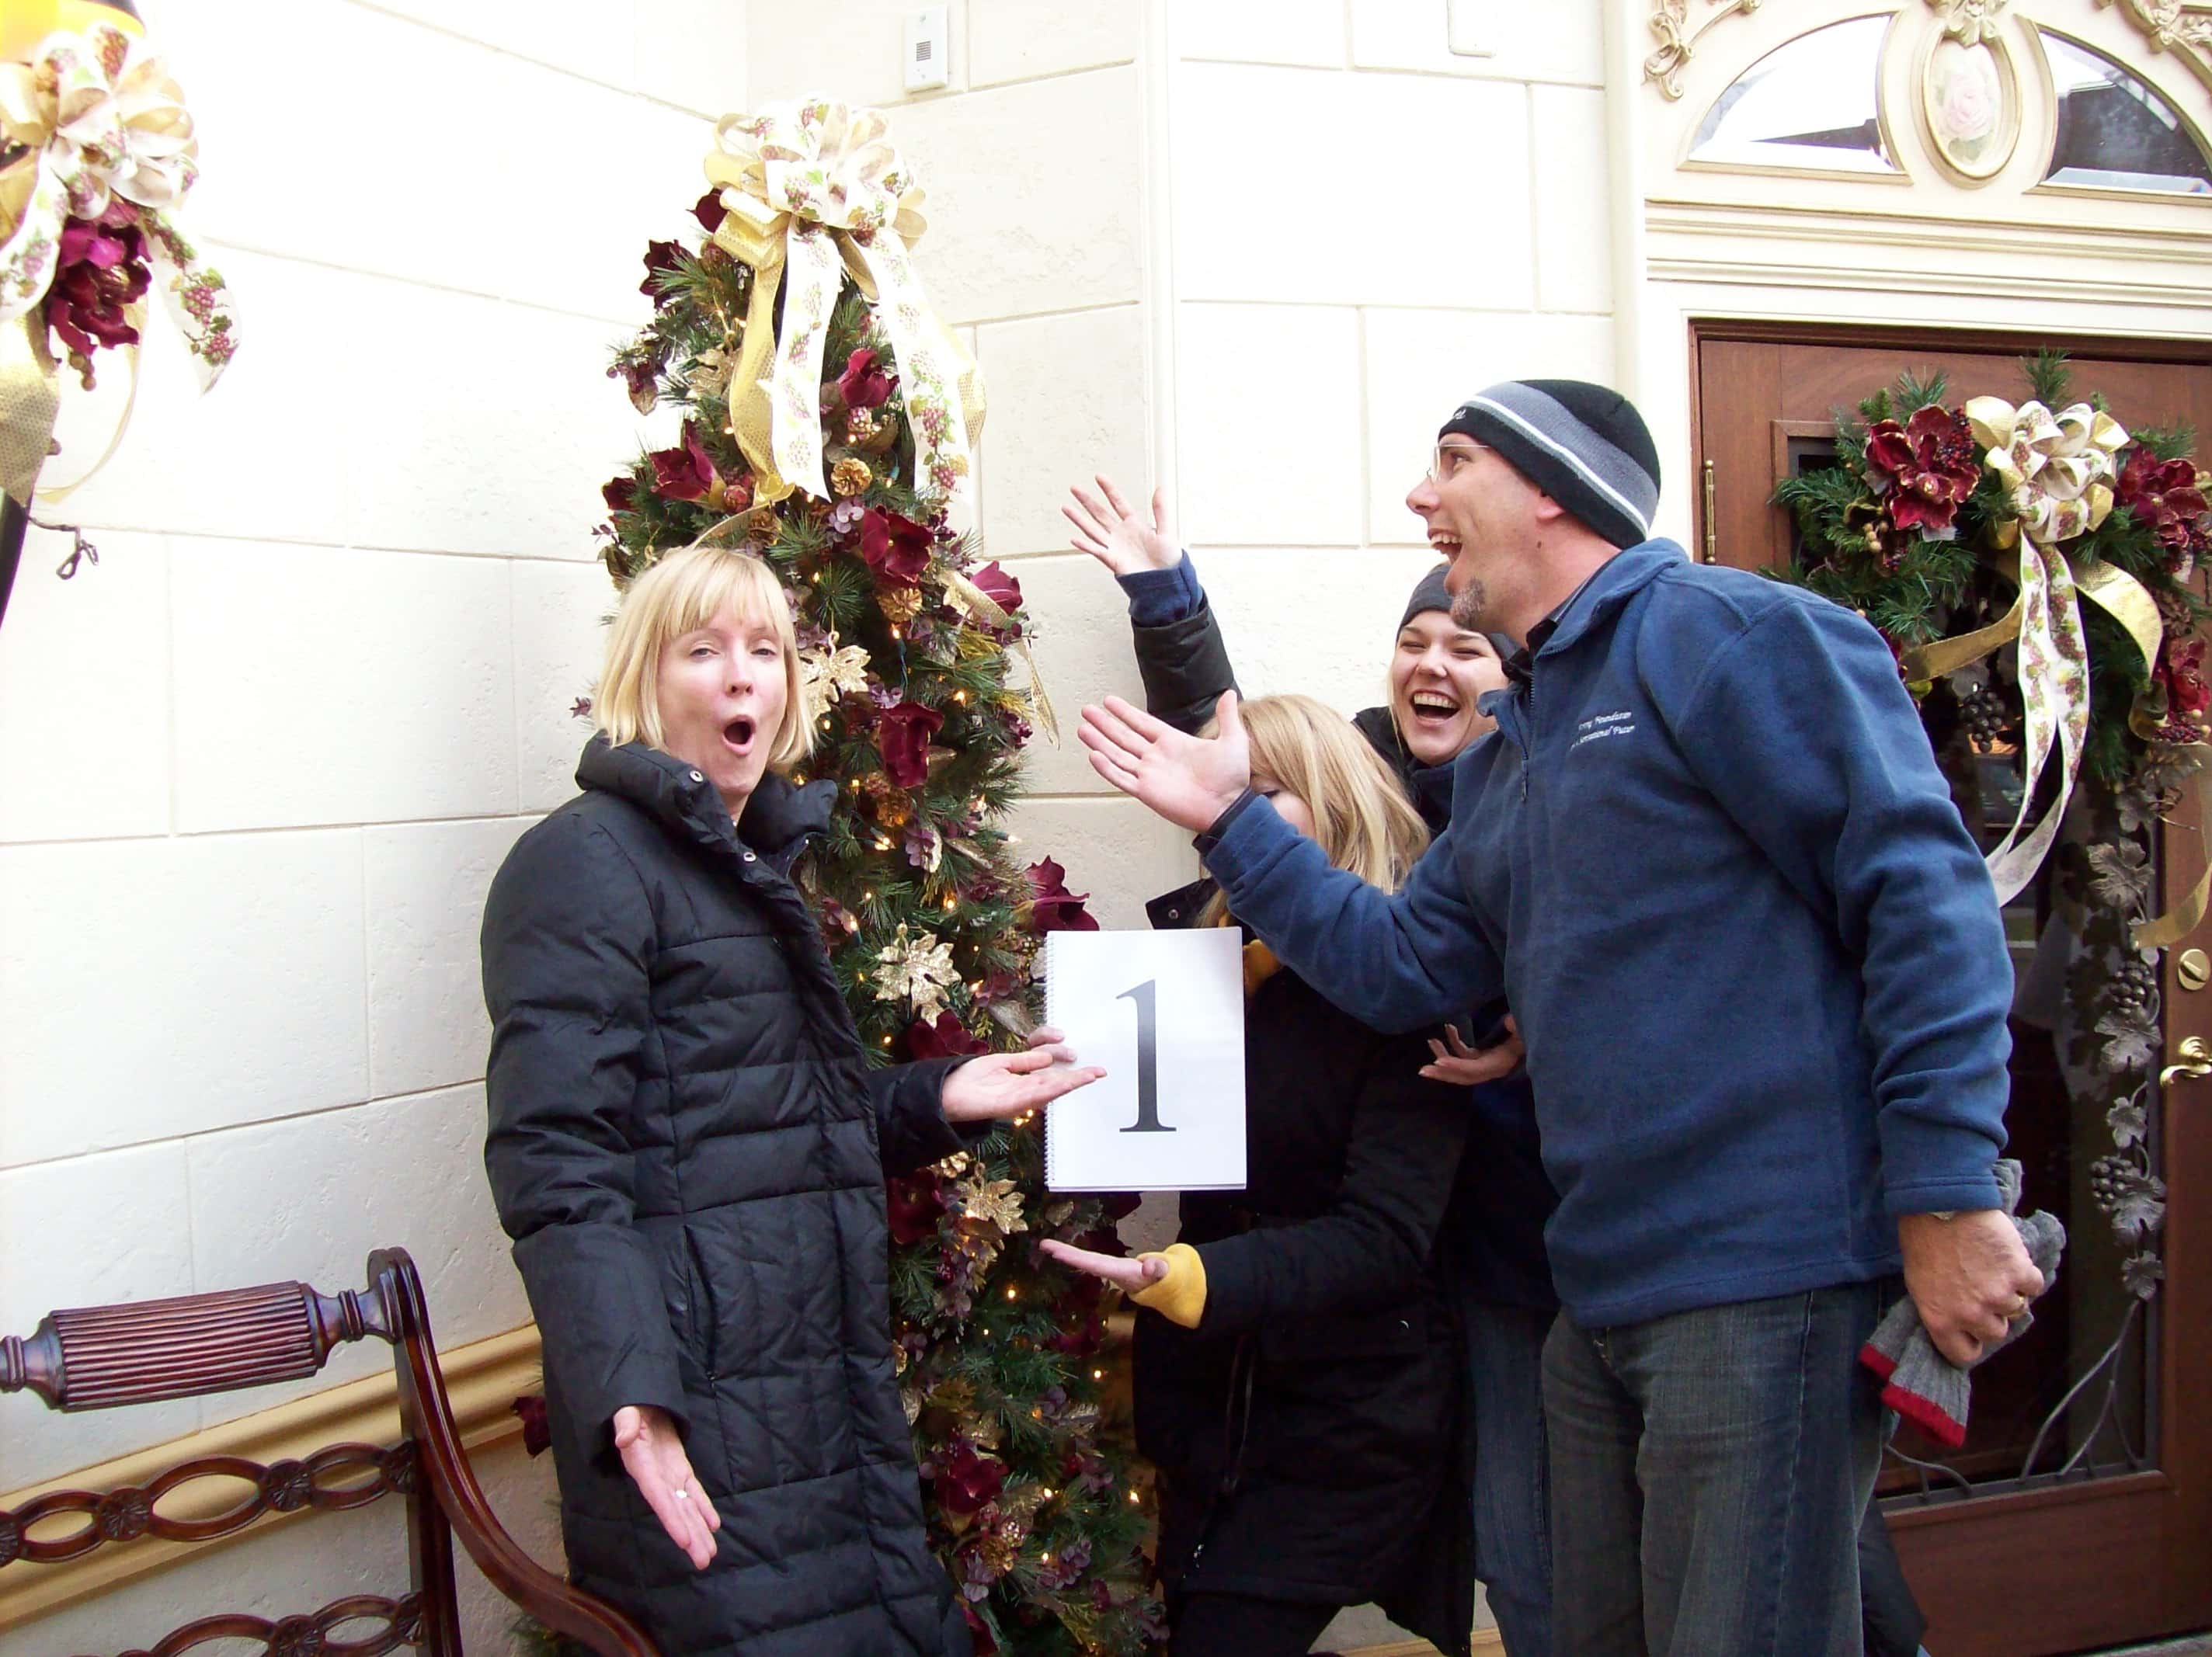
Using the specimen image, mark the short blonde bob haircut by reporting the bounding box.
[593,544,812,770]
[1202,693,1430,925]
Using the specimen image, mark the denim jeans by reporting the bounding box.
[1542,1280,1889,1657]
[1463,1298,1555,1656]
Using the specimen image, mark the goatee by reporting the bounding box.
[1449,580,1489,631]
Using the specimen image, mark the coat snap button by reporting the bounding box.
[687,769,704,783]
[742,849,756,862]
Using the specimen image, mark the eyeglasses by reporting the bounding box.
[1428,440,1490,484]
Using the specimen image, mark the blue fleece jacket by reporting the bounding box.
[1202,541,2014,1328]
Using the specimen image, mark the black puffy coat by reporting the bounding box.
[482,738,971,1657]
[1129,908,1474,1652]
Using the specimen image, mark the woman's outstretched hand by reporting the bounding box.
[1064,474,1180,575]
[1421,1016,1524,1085]
[612,1403,719,1570]
[1039,1238,1167,1293]
[1080,691,1252,834]
[942,1028,1106,1124]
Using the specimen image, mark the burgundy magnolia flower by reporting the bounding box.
[639,238,685,307]
[907,1011,989,1061]
[970,560,1023,618]
[2159,637,2211,724]
[602,474,637,515]
[861,507,934,584]
[876,700,945,787]
[511,1394,551,1457]
[2115,447,2209,558]
[961,1603,998,1656]
[649,423,717,502]
[934,1440,1007,1518]
[838,346,895,410]
[1864,405,1981,536]
[1024,858,1099,934]
[47,210,150,362]
[692,189,727,234]
[885,1169,948,1245]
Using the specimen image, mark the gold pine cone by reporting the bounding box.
[878,585,923,625]
[861,773,914,828]
[831,456,874,497]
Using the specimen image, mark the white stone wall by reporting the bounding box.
[0,0,745,1648]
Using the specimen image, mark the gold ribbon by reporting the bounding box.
[0,310,58,504]
[1965,395,2129,547]
[941,566,1057,744]
[701,96,983,512]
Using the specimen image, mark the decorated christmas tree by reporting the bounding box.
[565,99,1162,1655]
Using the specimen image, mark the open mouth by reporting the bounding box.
[1428,530,1462,553]
[1407,691,1461,725]
[722,716,756,752]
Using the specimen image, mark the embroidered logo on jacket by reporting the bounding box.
[1570,710,1637,751]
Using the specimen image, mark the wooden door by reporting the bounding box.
[1692,322,2212,1656]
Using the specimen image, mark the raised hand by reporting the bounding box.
[612,1403,720,1569]
[942,1040,1106,1124]
[1421,1016,1524,1085]
[1039,1238,1167,1294]
[1079,691,1252,834]
[1064,474,1180,575]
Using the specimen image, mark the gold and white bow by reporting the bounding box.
[1966,396,2129,548]
[702,96,983,512]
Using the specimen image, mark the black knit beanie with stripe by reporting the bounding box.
[1439,380,1661,550]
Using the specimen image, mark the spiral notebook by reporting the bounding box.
[1042,928,1247,1193]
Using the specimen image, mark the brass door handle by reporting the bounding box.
[2160,1035,2212,1089]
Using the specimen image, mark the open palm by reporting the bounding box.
[1079,691,1253,834]
[1064,475,1179,575]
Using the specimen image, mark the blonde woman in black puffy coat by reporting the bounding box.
[481,545,1101,1656]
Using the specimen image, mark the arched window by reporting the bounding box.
[2040,30,2212,195]
[1689,15,1898,173]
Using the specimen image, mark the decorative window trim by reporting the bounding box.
[0,1323,542,1633]
[1678,9,1915,178]
[2030,21,2212,196]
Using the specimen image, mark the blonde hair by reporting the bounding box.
[593,544,812,769]
[1202,693,1430,925]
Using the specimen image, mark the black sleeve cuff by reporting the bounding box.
[1194,787,1261,855]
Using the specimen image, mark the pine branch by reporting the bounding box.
[2022,348,2073,408]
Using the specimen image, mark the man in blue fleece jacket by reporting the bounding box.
[1076,380,2046,1656]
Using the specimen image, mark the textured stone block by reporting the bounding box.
[970,0,1136,86]
[0,530,169,844]
[51,250,364,548]
[1003,554,1149,797]
[750,0,965,107]
[1534,85,1616,314]
[894,68,1143,323]
[514,559,617,812]
[341,284,649,561]
[366,819,532,1099]
[170,542,516,832]
[1362,308,1616,544]
[1007,797,1198,931]
[189,1083,528,1413]
[1192,544,1441,716]
[977,305,1149,560]
[0,832,368,1166]
[0,1145,199,1490]
[1177,304,1362,547]
[1174,64,1533,308]
[1178,0,1345,67]
[1348,0,1605,85]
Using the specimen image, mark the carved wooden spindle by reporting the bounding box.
[1,1281,392,1414]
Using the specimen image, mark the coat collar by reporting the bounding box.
[1532,539,1685,664]
[575,736,836,864]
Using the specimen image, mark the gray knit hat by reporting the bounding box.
[1440,380,1661,550]
[1398,564,1452,632]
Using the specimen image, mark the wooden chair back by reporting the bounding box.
[1,1246,654,1657]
